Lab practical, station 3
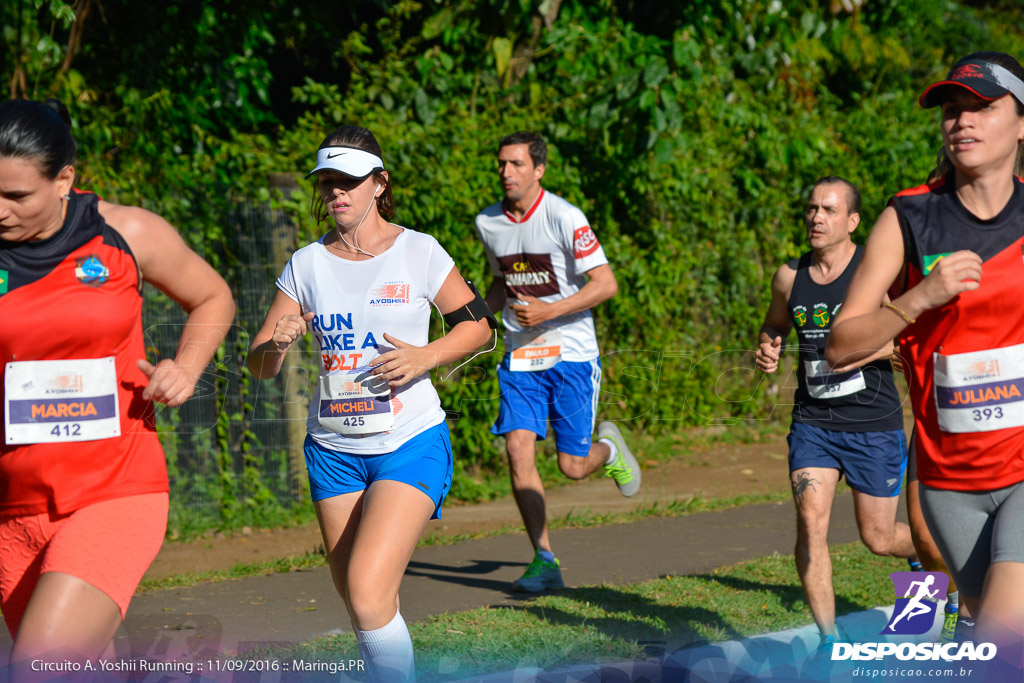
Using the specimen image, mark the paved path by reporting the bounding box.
[107,491,883,659]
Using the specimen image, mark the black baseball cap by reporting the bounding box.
[919,57,1024,109]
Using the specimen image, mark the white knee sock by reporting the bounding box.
[356,610,415,682]
[600,438,618,464]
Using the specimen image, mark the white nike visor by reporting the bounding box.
[306,146,384,179]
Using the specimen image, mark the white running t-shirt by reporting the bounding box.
[276,228,455,454]
[474,189,607,361]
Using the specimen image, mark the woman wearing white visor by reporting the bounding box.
[828,52,1024,654]
[248,125,493,681]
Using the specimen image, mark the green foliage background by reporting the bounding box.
[5,0,1024,522]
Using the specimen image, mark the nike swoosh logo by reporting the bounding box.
[326,152,346,159]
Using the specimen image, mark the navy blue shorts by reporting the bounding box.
[787,421,907,498]
[491,355,601,457]
[304,421,453,519]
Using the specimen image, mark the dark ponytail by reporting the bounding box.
[44,98,73,129]
[0,99,77,179]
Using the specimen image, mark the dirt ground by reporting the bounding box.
[146,434,795,581]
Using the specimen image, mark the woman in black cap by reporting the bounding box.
[828,52,1024,648]
[248,125,492,682]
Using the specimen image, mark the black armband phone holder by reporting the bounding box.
[443,280,498,330]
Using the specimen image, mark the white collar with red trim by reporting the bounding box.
[502,188,545,224]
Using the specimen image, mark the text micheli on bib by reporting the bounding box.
[318,367,395,435]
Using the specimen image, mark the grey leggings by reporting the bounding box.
[919,480,1024,598]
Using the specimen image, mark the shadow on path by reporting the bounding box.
[404,559,527,595]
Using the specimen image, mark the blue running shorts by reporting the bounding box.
[787,421,907,498]
[492,355,601,457]
[304,421,453,519]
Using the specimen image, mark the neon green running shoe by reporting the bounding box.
[598,422,641,497]
[512,552,564,592]
[939,604,959,644]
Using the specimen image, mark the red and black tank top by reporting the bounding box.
[787,247,904,432]
[0,190,167,515]
[891,173,1024,491]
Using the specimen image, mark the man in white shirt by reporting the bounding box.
[475,131,642,592]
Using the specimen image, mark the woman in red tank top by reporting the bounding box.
[0,99,234,673]
[828,52,1024,652]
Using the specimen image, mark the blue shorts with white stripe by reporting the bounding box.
[492,355,601,456]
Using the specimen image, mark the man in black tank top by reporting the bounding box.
[754,177,916,655]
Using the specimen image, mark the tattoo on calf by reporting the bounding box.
[791,471,819,500]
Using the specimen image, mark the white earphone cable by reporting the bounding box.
[338,184,381,258]
[431,300,498,382]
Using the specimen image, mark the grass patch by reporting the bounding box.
[165,502,318,544]
[258,542,900,681]
[137,551,327,593]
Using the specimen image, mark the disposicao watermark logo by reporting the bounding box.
[884,571,948,635]
[831,571,997,662]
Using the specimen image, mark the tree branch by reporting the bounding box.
[59,0,97,77]
[509,0,561,83]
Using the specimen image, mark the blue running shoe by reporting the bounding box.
[512,552,564,592]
